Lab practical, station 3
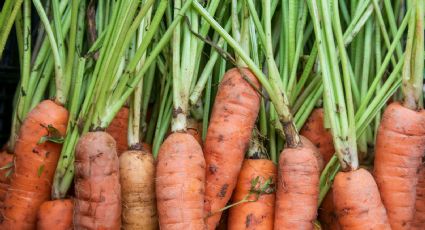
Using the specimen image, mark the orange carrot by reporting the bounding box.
[74,131,121,229]
[274,136,322,229]
[300,108,335,164]
[333,168,390,229]
[0,100,68,229]
[156,132,206,229]
[0,151,13,204]
[374,102,425,229]
[228,159,276,230]
[412,160,425,229]
[106,107,129,156]
[203,68,261,229]
[37,199,73,230]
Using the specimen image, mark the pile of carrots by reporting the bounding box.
[0,0,424,229]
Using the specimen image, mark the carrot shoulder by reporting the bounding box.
[274,136,322,229]
[106,107,129,156]
[0,100,68,229]
[204,68,261,229]
[333,168,390,229]
[37,199,73,230]
[74,131,121,230]
[156,132,206,229]
[374,102,425,229]
[412,161,425,229]
[228,159,276,230]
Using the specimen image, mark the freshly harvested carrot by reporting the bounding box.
[274,136,322,229]
[106,107,129,156]
[0,151,13,203]
[204,68,261,228]
[228,159,276,230]
[318,189,340,230]
[374,102,425,229]
[412,161,425,229]
[120,148,158,229]
[156,132,205,229]
[74,131,121,230]
[333,168,390,229]
[0,100,68,229]
[300,108,335,164]
[37,199,73,230]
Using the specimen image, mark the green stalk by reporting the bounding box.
[33,0,66,105]
[0,0,23,58]
[402,0,423,110]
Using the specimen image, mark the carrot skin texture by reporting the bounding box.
[37,199,73,230]
[156,132,206,230]
[300,108,335,165]
[333,168,390,229]
[204,68,261,229]
[228,159,276,230]
[374,102,425,229]
[274,137,322,229]
[0,100,68,229]
[0,151,13,204]
[120,150,158,229]
[74,131,121,230]
[412,162,425,229]
[106,107,129,156]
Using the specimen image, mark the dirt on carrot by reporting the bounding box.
[374,102,425,229]
[274,136,322,229]
[0,100,68,229]
[156,132,206,229]
[204,68,261,229]
[37,199,73,230]
[74,131,121,230]
[228,159,276,230]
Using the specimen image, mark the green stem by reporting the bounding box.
[0,0,23,58]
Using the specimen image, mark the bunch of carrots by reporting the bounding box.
[0,0,423,229]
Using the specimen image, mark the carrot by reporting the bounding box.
[274,136,322,229]
[106,107,129,156]
[156,132,205,229]
[333,168,390,229]
[373,102,425,229]
[412,160,425,229]
[204,68,261,228]
[318,189,340,230]
[74,131,121,230]
[36,199,73,230]
[228,159,276,230]
[120,148,158,229]
[0,151,13,204]
[300,108,335,164]
[0,100,68,229]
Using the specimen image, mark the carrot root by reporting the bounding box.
[228,159,276,230]
[0,100,68,229]
[156,132,206,229]
[333,168,390,230]
[274,137,322,229]
[374,102,425,229]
